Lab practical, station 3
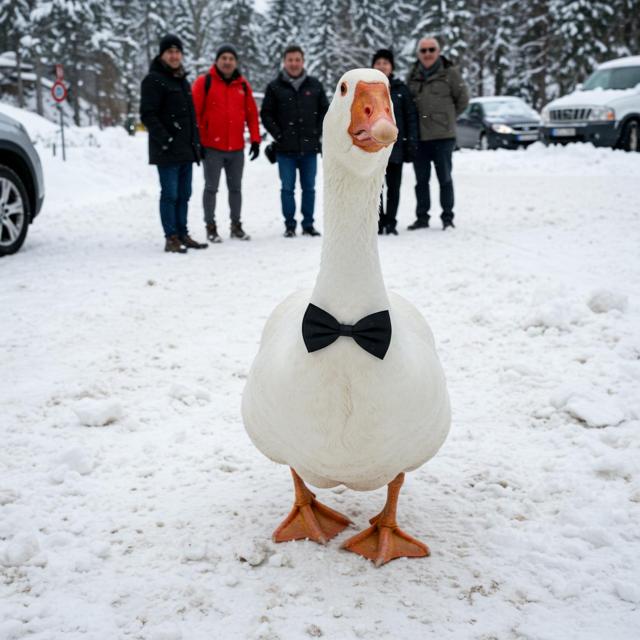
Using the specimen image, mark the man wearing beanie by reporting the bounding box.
[371,48,418,235]
[406,36,469,230]
[260,45,328,237]
[140,34,208,253]
[192,43,261,242]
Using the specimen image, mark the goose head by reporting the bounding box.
[322,69,398,177]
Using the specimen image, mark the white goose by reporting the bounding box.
[242,69,451,566]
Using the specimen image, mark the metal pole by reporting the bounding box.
[59,104,66,162]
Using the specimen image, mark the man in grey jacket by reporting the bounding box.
[406,36,469,230]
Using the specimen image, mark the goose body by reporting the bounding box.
[243,288,450,491]
[242,69,451,563]
[242,69,450,492]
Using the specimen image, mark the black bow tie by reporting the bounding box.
[302,303,392,360]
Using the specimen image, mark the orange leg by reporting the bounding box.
[273,468,352,544]
[341,473,430,567]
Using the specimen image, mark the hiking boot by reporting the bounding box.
[442,220,456,230]
[164,235,187,253]
[180,235,208,249]
[205,223,223,243]
[407,218,430,231]
[230,222,251,240]
[284,227,296,238]
[302,226,321,237]
[386,226,399,236]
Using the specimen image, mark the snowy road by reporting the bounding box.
[2,111,640,640]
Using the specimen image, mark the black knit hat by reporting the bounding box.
[216,43,238,60]
[159,34,183,56]
[372,48,394,69]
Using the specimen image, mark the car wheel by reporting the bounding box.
[478,133,489,151]
[0,165,30,256]
[622,120,639,152]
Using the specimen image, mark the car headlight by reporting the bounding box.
[491,123,515,135]
[588,106,615,122]
[541,107,550,124]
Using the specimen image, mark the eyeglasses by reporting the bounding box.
[419,47,438,54]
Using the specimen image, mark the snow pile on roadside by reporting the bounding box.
[0,101,105,148]
[456,139,640,177]
[1,101,153,208]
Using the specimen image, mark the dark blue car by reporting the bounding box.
[456,97,541,150]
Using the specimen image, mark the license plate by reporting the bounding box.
[552,127,576,137]
[517,133,538,141]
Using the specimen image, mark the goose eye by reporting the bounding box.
[340,82,347,96]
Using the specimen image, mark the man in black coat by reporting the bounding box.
[372,49,419,235]
[260,45,329,237]
[140,34,207,253]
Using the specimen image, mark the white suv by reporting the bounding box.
[540,56,640,151]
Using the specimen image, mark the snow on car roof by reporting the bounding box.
[598,55,640,69]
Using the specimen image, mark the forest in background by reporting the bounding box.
[1,0,639,126]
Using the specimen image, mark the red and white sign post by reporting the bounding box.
[51,65,68,161]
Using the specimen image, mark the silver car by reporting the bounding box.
[0,112,45,256]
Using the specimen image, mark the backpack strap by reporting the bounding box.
[199,73,212,123]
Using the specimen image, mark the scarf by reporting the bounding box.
[420,57,442,81]
[283,69,307,92]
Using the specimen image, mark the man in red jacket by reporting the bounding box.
[192,44,261,242]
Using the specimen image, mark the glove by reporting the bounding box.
[404,142,417,163]
[249,141,260,161]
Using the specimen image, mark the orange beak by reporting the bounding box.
[348,81,398,152]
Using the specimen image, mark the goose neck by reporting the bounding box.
[311,160,389,321]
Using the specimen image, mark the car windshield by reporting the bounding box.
[481,100,538,119]
[582,66,640,91]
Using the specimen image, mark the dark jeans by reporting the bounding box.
[413,138,456,223]
[157,162,192,238]
[202,148,245,224]
[379,161,403,230]
[277,152,317,230]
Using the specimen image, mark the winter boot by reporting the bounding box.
[206,223,223,243]
[302,226,321,237]
[230,221,251,241]
[284,227,296,238]
[164,235,187,254]
[407,217,430,231]
[442,220,456,230]
[180,235,208,249]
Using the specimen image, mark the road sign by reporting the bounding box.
[51,80,67,103]
[55,64,64,81]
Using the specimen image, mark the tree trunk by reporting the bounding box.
[16,41,25,109]
[35,57,43,116]
[494,49,503,96]
[72,68,81,126]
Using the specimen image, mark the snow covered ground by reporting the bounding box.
[2,106,640,640]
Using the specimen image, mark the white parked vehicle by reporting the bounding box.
[540,55,640,151]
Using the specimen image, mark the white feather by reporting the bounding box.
[242,69,451,491]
